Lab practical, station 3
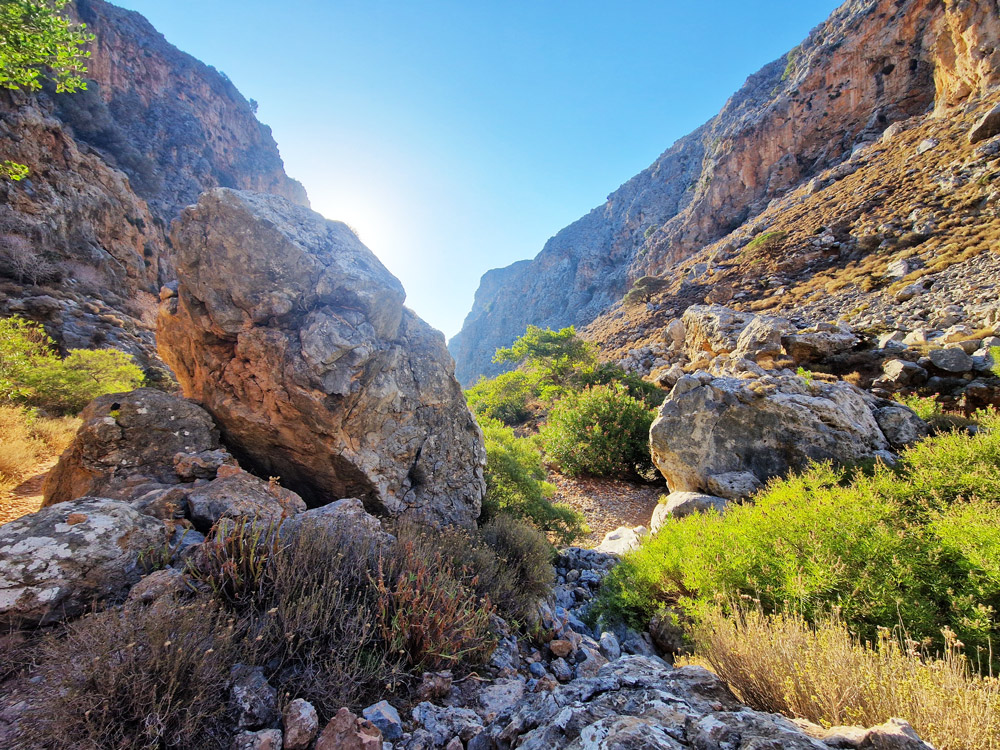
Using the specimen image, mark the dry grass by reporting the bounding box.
[0,405,78,493]
[692,605,1000,750]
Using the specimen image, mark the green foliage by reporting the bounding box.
[493,324,594,385]
[0,315,53,402]
[1,0,94,180]
[1,159,29,180]
[541,383,656,480]
[0,0,92,92]
[742,231,787,260]
[594,409,1000,666]
[894,392,942,422]
[796,366,814,386]
[0,315,144,414]
[480,417,586,544]
[991,346,1000,378]
[465,370,534,425]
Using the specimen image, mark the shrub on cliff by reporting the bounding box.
[540,383,656,480]
[0,315,144,414]
[595,408,1000,666]
[480,417,587,544]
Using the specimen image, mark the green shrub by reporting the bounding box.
[541,383,656,480]
[575,362,665,409]
[465,370,535,425]
[0,315,144,414]
[594,409,1000,665]
[991,346,999,378]
[480,417,586,544]
[23,599,239,750]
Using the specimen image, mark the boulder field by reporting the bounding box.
[158,189,486,528]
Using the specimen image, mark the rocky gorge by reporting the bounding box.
[1,0,998,748]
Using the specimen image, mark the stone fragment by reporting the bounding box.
[650,374,889,494]
[705,470,763,500]
[230,729,283,750]
[186,473,306,530]
[158,189,485,527]
[874,406,928,449]
[549,639,574,658]
[411,702,484,746]
[283,698,319,750]
[362,700,403,742]
[969,102,1000,143]
[230,665,279,730]
[0,497,165,629]
[315,707,382,750]
[880,359,928,388]
[661,491,729,520]
[599,631,621,661]
[929,347,974,373]
[596,526,645,555]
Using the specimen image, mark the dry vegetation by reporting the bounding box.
[586,100,1000,360]
[0,405,78,523]
[692,605,1000,750]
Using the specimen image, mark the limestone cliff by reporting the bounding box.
[451,0,1000,385]
[0,0,306,370]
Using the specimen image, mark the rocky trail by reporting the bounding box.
[549,472,663,548]
[0,457,57,526]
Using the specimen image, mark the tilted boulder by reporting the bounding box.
[158,189,485,527]
[649,373,902,496]
[0,497,165,629]
[42,388,231,507]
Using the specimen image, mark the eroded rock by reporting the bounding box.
[158,189,485,527]
[0,497,165,629]
[650,374,890,494]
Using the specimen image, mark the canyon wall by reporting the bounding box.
[451,0,1000,385]
[0,0,306,367]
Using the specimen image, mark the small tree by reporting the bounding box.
[0,315,144,413]
[623,275,669,307]
[493,325,594,386]
[1,0,94,179]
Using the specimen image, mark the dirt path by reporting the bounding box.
[549,472,664,548]
[0,457,58,526]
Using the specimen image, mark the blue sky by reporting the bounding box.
[114,0,842,338]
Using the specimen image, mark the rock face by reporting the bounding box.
[158,189,485,527]
[0,0,306,367]
[0,497,165,629]
[451,0,1000,384]
[649,373,898,496]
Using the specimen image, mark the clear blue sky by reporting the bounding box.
[114,0,842,338]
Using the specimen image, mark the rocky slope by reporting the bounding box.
[0,0,306,372]
[451,0,1000,385]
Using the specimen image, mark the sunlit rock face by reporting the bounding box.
[451,0,1000,385]
[158,189,486,528]
[0,0,307,366]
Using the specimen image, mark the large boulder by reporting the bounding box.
[0,498,165,629]
[42,389,228,507]
[682,305,753,359]
[158,189,485,527]
[649,373,894,496]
